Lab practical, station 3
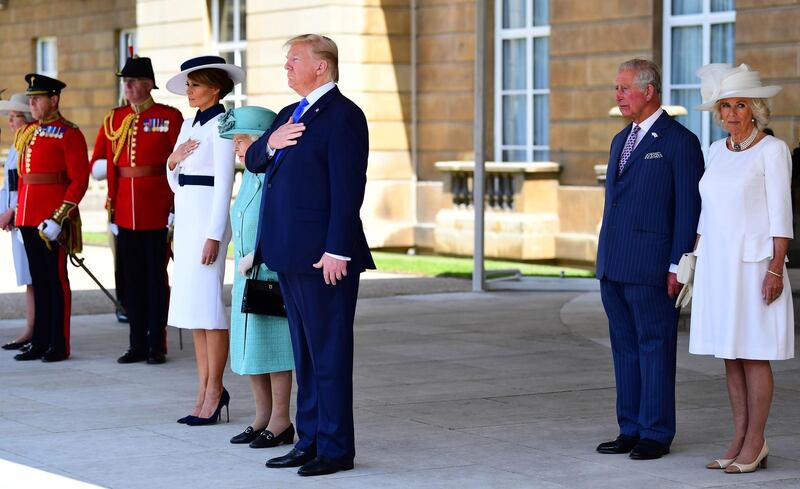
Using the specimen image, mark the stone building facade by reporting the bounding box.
[1,0,798,266]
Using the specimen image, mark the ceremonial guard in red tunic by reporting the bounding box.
[14,74,89,363]
[91,57,183,364]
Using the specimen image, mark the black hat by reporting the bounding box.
[117,56,158,89]
[25,73,66,96]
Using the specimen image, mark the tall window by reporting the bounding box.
[211,0,246,109]
[36,38,58,77]
[663,0,735,148]
[495,0,550,162]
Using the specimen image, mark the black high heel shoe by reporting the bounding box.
[186,388,230,426]
[177,415,197,424]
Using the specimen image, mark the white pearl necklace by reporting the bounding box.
[729,127,759,152]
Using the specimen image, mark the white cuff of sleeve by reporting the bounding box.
[325,252,351,261]
[267,144,276,158]
[669,263,678,274]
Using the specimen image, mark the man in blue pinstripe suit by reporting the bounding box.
[595,59,704,460]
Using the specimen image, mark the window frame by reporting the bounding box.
[494,0,550,163]
[211,0,247,109]
[662,0,736,149]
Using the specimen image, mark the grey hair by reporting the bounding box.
[618,59,662,96]
[712,98,771,131]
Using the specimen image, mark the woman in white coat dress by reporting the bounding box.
[166,56,243,426]
[690,63,793,474]
[0,93,36,350]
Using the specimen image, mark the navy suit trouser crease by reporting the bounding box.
[278,271,360,462]
[600,278,679,445]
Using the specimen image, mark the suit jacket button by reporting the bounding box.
[267,183,272,189]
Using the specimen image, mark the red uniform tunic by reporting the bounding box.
[15,114,89,226]
[92,98,183,230]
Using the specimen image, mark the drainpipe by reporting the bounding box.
[410,0,418,250]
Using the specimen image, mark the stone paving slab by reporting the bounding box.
[1,289,800,488]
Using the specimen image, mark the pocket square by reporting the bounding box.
[644,152,663,159]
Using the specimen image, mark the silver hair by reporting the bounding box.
[712,98,771,132]
[618,59,662,96]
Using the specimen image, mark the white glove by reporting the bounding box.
[109,223,119,236]
[38,219,61,242]
[167,212,175,228]
[92,159,108,181]
[238,252,255,277]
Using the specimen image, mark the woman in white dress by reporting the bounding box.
[165,56,243,426]
[690,63,793,474]
[0,93,35,350]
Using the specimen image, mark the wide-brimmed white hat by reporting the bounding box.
[166,55,245,95]
[0,92,32,114]
[696,63,781,111]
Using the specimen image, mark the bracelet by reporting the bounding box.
[767,269,783,279]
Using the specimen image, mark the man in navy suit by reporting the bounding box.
[595,59,703,460]
[245,34,374,477]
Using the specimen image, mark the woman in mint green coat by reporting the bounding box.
[219,106,295,449]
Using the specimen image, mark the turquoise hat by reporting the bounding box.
[218,106,277,139]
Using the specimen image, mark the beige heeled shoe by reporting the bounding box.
[725,440,769,474]
[706,457,735,469]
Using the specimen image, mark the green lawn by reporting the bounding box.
[83,231,594,279]
[371,251,594,279]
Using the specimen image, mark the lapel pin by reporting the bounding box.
[651,132,658,138]
[315,108,319,112]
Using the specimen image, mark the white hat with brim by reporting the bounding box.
[165,55,245,95]
[0,92,32,114]
[696,63,781,111]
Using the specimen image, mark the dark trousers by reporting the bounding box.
[113,236,127,313]
[278,271,360,462]
[20,226,71,355]
[600,278,679,445]
[117,228,170,355]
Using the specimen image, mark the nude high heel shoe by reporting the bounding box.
[725,440,768,474]
[706,457,735,469]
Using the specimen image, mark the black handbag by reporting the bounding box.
[241,267,287,317]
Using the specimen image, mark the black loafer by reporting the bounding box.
[146,352,166,365]
[629,438,670,460]
[297,456,354,477]
[250,424,295,448]
[231,426,263,444]
[597,434,640,454]
[266,448,315,468]
[117,350,146,364]
[14,347,45,361]
[41,348,68,363]
[2,340,30,350]
[116,311,129,323]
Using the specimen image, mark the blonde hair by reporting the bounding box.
[712,97,771,131]
[285,34,339,83]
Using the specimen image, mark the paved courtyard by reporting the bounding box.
[2,282,800,488]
